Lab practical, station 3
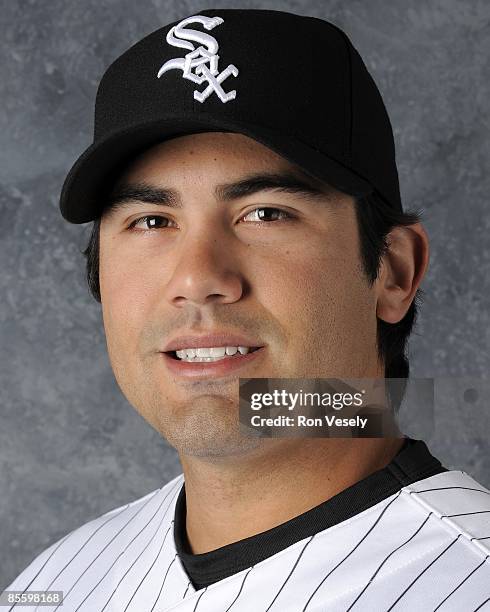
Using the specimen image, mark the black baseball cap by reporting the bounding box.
[59,8,403,224]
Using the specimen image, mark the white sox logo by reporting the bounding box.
[157,15,239,104]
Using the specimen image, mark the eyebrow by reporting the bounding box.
[102,171,338,218]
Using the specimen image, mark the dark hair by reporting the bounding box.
[81,191,424,406]
[352,192,424,412]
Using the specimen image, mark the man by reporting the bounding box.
[5,8,489,612]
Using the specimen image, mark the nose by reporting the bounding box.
[163,232,245,308]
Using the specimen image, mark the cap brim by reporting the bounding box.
[60,115,374,223]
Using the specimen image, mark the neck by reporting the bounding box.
[179,437,404,554]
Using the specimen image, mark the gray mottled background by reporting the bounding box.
[1,0,489,588]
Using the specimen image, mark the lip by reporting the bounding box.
[162,332,265,353]
[160,345,265,380]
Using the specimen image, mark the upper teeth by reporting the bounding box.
[175,346,251,359]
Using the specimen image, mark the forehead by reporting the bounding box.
[116,131,320,185]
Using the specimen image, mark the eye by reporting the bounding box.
[128,215,175,231]
[240,207,295,223]
[126,208,295,232]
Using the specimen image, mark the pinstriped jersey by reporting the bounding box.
[4,470,490,611]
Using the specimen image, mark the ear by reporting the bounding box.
[375,223,430,324]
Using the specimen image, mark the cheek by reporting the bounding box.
[253,239,362,322]
[100,231,165,310]
[254,240,375,372]
[99,243,158,363]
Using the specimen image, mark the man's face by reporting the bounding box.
[99,132,382,457]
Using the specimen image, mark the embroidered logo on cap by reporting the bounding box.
[157,15,239,104]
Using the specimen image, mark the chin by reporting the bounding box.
[173,435,265,459]
[155,399,263,458]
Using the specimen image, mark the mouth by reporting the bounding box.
[160,345,265,379]
[165,346,262,363]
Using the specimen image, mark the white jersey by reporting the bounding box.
[4,470,490,612]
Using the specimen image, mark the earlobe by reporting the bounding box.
[375,223,430,324]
